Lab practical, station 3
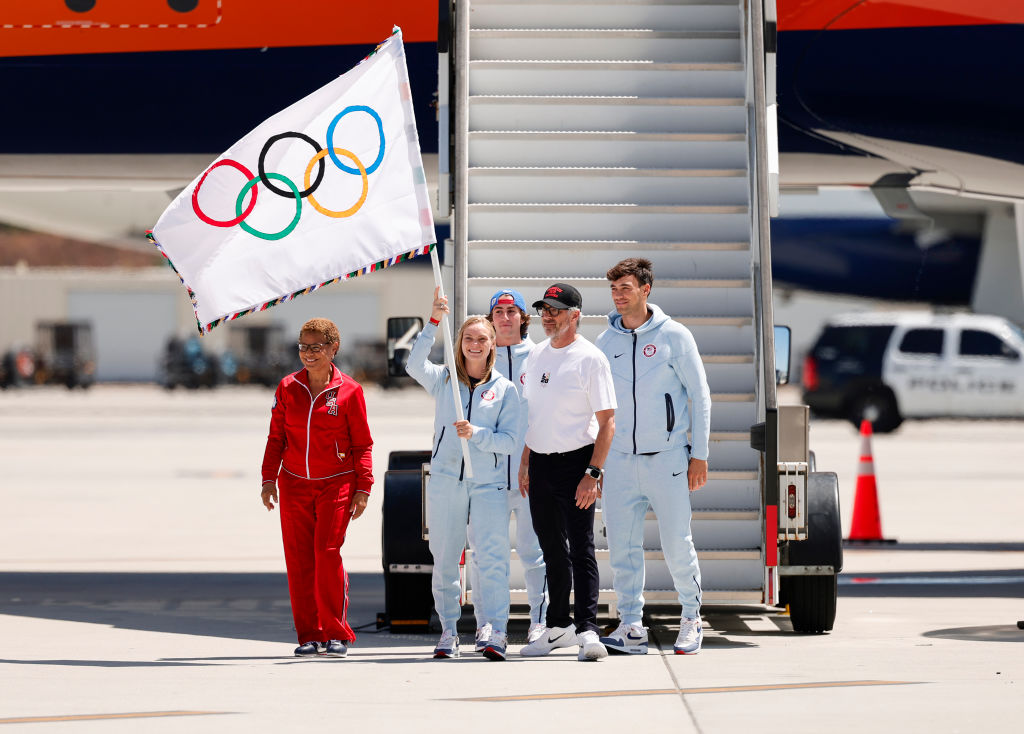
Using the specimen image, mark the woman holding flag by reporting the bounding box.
[260,317,373,659]
[405,288,521,661]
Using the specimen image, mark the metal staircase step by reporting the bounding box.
[470,62,744,96]
[471,130,745,141]
[470,548,759,563]
[470,97,745,133]
[469,204,746,214]
[471,1,742,33]
[469,33,741,63]
[469,135,746,168]
[469,239,749,251]
[468,169,748,206]
[467,211,750,241]
[470,95,744,106]
[594,508,759,522]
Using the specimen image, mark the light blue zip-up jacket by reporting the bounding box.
[596,303,711,460]
[493,336,534,490]
[406,322,521,485]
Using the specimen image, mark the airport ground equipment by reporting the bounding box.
[382,0,841,634]
[32,321,95,389]
[160,336,221,390]
[227,324,293,387]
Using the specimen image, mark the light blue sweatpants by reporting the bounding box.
[602,448,702,623]
[469,488,548,626]
[426,475,511,634]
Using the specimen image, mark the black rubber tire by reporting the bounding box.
[785,574,838,633]
[847,387,902,433]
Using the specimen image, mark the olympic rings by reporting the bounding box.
[326,106,385,175]
[236,173,302,241]
[191,104,385,239]
[192,159,258,228]
[258,132,325,199]
[305,148,368,218]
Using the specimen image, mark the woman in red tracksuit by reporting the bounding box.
[260,317,373,658]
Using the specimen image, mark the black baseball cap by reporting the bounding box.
[532,282,582,310]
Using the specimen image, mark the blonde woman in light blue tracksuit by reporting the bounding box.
[405,290,521,661]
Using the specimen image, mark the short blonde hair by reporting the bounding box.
[299,318,340,346]
[454,317,496,387]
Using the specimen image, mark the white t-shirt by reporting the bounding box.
[523,336,617,454]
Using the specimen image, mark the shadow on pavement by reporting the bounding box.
[922,624,1024,643]
[0,571,385,644]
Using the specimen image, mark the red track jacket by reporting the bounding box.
[261,364,374,494]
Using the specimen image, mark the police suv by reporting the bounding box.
[802,312,1024,432]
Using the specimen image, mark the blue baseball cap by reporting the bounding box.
[489,288,527,313]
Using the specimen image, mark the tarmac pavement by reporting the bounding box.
[1,384,1022,732]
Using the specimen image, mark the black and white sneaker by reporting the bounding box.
[519,625,577,657]
[294,641,320,657]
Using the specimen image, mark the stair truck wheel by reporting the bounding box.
[781,471,842,633]
[381,451,434,631]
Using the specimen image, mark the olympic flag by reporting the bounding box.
[150,27,435,334]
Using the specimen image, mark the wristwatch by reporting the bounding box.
[585,465,604,479]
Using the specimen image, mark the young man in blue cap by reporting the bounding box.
[468,289,549,653]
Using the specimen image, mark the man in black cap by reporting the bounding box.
[517,283,617,661]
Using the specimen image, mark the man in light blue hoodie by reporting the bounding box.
[595,258,712,655]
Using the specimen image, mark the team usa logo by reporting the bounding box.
[325,390,338,416]
[643,344,657,357]
[481,389,496,402]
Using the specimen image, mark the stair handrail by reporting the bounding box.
[453,0,470,325]
[747,0,778,417]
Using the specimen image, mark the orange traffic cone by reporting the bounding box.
[846,419,896,543]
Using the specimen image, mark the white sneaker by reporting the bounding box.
[527,622,547,644]
[433,629,460,659]
[600,622,649,655]
[475,623,493,652]
[674,616,703,655]
[519,625,577,657]
[577,630,608,661]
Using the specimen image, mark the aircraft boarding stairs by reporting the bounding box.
[457,0,770,617]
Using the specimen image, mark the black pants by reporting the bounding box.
[528,444,599,635]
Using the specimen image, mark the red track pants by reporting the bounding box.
[278,472,356,643]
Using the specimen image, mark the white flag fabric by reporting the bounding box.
[151,28,435,334]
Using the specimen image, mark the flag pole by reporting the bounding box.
[430,246,474,478]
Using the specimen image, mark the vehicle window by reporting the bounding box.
[815,325,894,359]
[898,328,944,355]
[958,329,1019,360]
